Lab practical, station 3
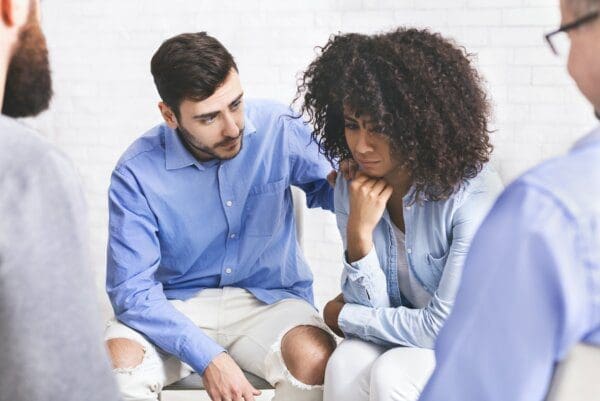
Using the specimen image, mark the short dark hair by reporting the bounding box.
[150,32,238,117]
[296,28,493,202]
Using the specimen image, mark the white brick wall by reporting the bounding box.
[25,0,598,319]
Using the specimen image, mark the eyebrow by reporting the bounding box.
[344,114,373,126]
[192,93,244,120]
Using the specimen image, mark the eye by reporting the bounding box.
[230,99,243,110]
[344,121,359,130]
[200,116,217,125]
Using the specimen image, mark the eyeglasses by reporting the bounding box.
[545,10,599,56]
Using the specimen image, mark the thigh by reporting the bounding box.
[369,347,435,401]
[323,339,386,401]
[222,291,330,377]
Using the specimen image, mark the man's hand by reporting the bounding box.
[346,171,393,263]
[323,293,346,337]
[327,159,359,188]
[202,352,261,401]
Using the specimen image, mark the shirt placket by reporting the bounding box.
[218,162,241,286]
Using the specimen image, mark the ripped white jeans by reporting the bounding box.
[105,287,331,401]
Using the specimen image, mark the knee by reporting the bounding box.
[370,349,434,400]
[106,337,145,369]
[280,325,336,385]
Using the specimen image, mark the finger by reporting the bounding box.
[369,179,389,196]
[327,170,337,187]
[242,389,257,401]
[380,185,394,202]
[348,159,358,179]
[352,171,370,184]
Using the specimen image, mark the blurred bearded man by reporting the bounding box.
[0,1,121,400]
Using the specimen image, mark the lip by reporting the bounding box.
[221,139,240,150]
[356,159,380,166]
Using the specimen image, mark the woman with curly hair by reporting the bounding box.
[295,28,503,401]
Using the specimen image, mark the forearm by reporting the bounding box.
[338,296,452,349]
[113,291,224,374]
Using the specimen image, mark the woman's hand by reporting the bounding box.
[323,293,346,337]
[346,172,393,263]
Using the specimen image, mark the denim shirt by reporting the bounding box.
[337,165,503,348]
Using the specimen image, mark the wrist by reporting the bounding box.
[346,230,373,263]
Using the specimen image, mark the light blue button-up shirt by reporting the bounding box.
[336,165,503,348]
[420,127,600,401]
[106,99,334,374]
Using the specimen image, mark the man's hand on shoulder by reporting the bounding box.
[202,352,261,401]
[327,159,359,188]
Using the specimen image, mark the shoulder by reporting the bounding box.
[245,98,308,134]
[245,98,292,122]
[0,118,80,188]
[114,123,165,171]
[515,143,600,219]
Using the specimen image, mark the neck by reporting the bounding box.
[384,166,412,199]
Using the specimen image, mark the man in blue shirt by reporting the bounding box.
[104,32,336,401]
[420,1,600,400]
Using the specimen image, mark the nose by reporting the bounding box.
[222,111,240,138]
[354,129,373,155]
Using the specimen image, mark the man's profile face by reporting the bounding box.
[561,0,600,115]
[165,70,246,162]
[2,0,52,118]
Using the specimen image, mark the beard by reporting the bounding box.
[2,8,52,118]
[177,125,245,162]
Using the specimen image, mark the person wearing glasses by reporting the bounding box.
[420,1,600,400]
[296,28,503,401]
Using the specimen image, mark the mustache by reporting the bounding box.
[216,128,244,147]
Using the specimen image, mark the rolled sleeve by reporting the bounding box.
[341,246,390,307]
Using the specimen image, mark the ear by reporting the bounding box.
[2,0,28,28]
[2,0,14,26]
[158,102,179,129]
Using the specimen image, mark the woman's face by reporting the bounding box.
[343,107,402,178]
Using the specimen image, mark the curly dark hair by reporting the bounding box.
[295,28,493,201]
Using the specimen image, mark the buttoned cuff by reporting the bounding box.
[181,335,226,375]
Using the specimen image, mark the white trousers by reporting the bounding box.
[323,339,435,401]
[105,287,332,401]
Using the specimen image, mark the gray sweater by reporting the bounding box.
[0,116,120,401]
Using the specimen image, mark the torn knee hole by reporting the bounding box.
[280,325,336,386]
[106,337,146,370]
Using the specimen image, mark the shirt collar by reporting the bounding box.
[164,112,257,171]
[572,125,600,152]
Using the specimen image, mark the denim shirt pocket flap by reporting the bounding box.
[244,178,287,237]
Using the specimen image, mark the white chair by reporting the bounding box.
[545,343,600,400]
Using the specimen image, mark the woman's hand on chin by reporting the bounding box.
[346,171,393,262]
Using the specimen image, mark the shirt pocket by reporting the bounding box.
[244,178,287,237]
[426,252,449,274]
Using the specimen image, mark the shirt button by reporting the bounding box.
[225,268,232,274]
[229,233,236,239]
[226,200,233,207]
[407,248,412,254]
